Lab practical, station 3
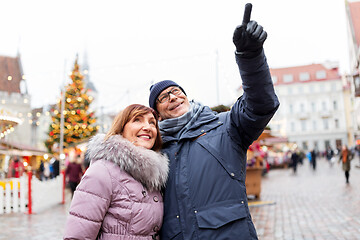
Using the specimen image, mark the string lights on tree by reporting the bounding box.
[45,56,99,153]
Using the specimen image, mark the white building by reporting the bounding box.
[31,105,54,151]
[268,62,353,153]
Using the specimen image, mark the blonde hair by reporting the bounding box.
[105,104,162,151]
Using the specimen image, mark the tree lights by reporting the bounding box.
[45,57,98,153]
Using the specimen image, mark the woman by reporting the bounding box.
[64,104,169,240]
[339,145,352,184]
[65,157,83,198]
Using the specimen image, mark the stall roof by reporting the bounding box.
[0,140,47,156]
[260,136,289,146]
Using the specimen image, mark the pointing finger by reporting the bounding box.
[242,3,252,25]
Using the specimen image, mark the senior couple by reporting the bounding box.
[64,4,279,240]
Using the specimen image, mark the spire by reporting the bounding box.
[16,50,28,95]
[81,49,97,92]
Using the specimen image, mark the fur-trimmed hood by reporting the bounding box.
[86,134,169,191]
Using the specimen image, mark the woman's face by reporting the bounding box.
[122,112,157,150]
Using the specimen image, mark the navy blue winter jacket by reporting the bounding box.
[160,51,279,240]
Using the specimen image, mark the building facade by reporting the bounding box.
[0,54,32,146]
[346,0,360,142]
[268,62,353,153]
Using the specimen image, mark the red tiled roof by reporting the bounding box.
[270,63,340,86]
[348,1,360,47]
[0,55,23,93]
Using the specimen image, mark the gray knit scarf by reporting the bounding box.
[159,101,204,139]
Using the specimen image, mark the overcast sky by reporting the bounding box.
[0,0,352,113]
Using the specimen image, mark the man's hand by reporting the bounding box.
[233,3,267,58]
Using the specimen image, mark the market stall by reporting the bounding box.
[0,141,48,180]
[259,136,294,169]
[245,130,270,199]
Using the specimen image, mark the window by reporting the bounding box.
[335,119,339,128]
[283,74,293,83]
[298,86,303,94]
[20,80,27,94]
[311,102,316,112]
[323,119,329,130]
[309,85,314,93]
[331,83,337,91]
[272,76,278,84]
[333,101,337,110]
[288,87,293,95]
[355,76,360,90]
[302,141,308,151]
[289,104,293,114]
[301,120,306,131]
[299,72,310,81]
[322,101,327,111]
[312,121,317,131]
[325,140,330,149]
[300,103,305,112]
[316,70,326,79]
[291,122,295,132]
[336,139,342,149]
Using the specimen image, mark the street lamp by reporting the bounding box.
[59,60,67,167]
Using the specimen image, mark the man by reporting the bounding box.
[310,149,317,170]
[149,4,279,239]
[291,149,300,174]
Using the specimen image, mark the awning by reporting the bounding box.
[0,140,48,156]
[0,149,47,156]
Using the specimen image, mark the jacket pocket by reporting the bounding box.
[161,215,181,239]
[195,200,247,229]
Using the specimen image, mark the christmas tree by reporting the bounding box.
[45,56,98,152]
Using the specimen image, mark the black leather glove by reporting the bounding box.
[233,3,267,58]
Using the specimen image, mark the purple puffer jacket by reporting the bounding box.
[63,134,169,240]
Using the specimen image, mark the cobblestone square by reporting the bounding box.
[0,158,359,239]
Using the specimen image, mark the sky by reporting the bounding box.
[0,0,352,113]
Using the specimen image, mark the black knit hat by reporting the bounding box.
[149,80,186,111]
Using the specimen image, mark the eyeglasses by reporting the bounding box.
[157,87,182,104]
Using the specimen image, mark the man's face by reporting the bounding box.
[156,86,190,120]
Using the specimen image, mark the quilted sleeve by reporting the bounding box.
[63,160,112,240]
[229,50,279,149]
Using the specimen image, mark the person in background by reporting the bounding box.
[339,144,353,184]
[65,157,83,198]
[326,146,335,167]
[310,149,317,170]
[291,149,300,174]
[50,156,60,178]
[43,160,51,180]
[64,104,169,240]
[39,160,45,181]
[148,4,279,239]
[356,144,360,167]
[7,156,25,178]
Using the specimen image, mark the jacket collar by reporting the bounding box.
[87,134,169,191]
